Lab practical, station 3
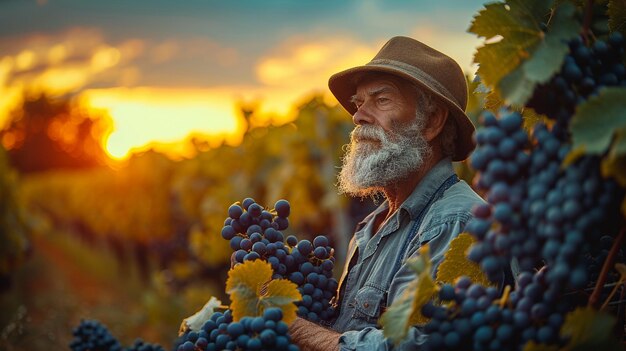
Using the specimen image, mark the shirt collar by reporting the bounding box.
[400,157,455,221]
[354,157,455,228]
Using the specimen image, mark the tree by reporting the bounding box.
[1,94,111,173]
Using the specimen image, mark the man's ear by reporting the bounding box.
[423,106,448,142]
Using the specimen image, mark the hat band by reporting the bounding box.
[366,59,459,107]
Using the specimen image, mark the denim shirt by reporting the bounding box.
[331,158,486,350]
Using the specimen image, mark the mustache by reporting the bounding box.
[351,125,387,142]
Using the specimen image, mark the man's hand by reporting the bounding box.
[289,317,341,351]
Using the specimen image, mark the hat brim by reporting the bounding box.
[329,64,476,162]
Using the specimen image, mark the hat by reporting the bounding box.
[328,36,475,161]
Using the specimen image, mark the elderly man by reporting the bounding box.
[288,36,486,350]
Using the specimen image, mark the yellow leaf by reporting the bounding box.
[561,307,620,350]
[381,246,436,345]
[615,263,626,279]
[225,260,302,323]
[563,146,587,168]
[226,260,273,321]
[522,341,560,351]
[436,233,491,287]
[261,279,302,324]
[408,272,436,326]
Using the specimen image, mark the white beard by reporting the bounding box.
[337,113,432,198]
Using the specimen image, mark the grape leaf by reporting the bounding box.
[436,233,491,287]
[260,279,301,324]
[179,296,223,335]
[609,0,626,35]
[226,260,301,322]
[484,90,505,112]
[380,246,436,345]
[560,307,622,350]
[615,263,626,278]
[522,341,560,351]
[521,107,551,132]
[470,0,581,106]
[601,128,626,190]
[226,260,273,320]
[570,87,626,155]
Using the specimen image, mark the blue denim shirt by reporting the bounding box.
[331,158,486,350]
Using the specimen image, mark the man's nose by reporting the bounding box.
[352,105,374,125]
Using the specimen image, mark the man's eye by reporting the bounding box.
[377,97,389,104]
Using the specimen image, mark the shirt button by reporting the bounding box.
[364,302,369,308]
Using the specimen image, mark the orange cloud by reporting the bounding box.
[256,36,378,90]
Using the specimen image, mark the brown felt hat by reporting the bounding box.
[328,36,475,161]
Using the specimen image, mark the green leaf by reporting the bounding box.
[470,0,554,86]
[498,3,581,105]
[436,233,492,287]
[380,246,436,345]
[470,1,581,106]
[560,307,622,350]
[608,0,626,35]
[470,1,554,40]
[570,87,626,155]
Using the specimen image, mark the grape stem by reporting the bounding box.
[582,0,593,46]
[589,227,626,309]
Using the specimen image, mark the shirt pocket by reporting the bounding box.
[351,283,386,324]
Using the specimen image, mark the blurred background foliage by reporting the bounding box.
[0,74,482,350]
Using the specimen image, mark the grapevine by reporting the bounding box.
[379,0,626,349]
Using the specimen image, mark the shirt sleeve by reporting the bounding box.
[337,218,469,351]
[339,325,427,351]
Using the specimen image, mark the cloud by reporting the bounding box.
[0,27,249,127]
[255,35,379,91]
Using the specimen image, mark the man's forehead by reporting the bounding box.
[354,73,411,94]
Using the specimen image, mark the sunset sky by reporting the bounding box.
[0,0,486,159]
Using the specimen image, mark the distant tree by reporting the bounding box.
[0,94,111,173]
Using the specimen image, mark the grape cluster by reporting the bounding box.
[221,198,339,322]
[69,319,123,351]
[422,277,504,351]
[515,124,570,273]
[527,32,626,132]
[466,107,623,288]
[455,103,625,350]
[504,268,571,346]
[466,109,531,282]
[422,270,579,351]
[533,155,622,289]
[176,308,300,351]
[470,109,530,191]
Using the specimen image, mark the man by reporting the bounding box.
[289,36,486,350]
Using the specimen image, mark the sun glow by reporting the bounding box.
[81,88,245,160]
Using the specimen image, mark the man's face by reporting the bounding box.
[337,75,433,197]
[350,75,418,131]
